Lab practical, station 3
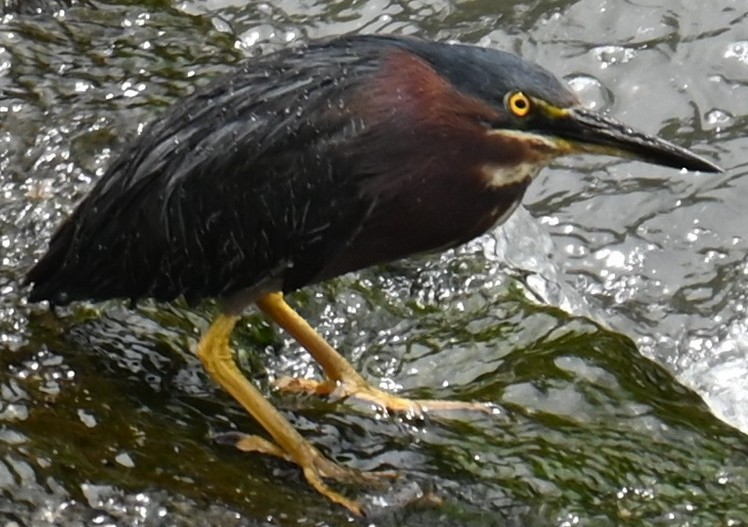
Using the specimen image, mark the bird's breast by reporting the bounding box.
[314,167,531,283]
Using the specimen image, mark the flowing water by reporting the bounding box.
[1,1,747,526]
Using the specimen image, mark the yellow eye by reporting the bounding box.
[507,91,532,118]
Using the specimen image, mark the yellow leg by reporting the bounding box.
[196,313,385,515]
[256,292,492,416]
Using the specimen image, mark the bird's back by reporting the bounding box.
[26,39,386,306]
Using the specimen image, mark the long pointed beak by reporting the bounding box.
[555,108,722,173]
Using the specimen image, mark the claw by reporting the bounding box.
[218,430,395,516]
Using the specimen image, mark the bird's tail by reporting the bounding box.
[25,217,82,304]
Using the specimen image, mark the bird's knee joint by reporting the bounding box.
[197,339,234,374]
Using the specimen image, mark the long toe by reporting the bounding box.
[216,432,295,462]
[330,381,495,418]
[300,449,396,517]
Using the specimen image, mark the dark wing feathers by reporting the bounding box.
[26,41,383,305]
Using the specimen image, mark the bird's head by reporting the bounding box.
[393,38,722,179]
[482,88,722,176]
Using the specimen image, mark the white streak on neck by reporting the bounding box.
[481,129,561,188]
[482,162,543,188]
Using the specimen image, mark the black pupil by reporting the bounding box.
[514,97,527,110]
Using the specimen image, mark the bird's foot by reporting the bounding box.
[216,431,394,515]
[276,376,493,418]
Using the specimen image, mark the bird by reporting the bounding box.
[25,34,721,515]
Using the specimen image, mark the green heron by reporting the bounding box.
[26,35,720,514]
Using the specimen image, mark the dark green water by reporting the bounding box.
[1,1,747,526]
